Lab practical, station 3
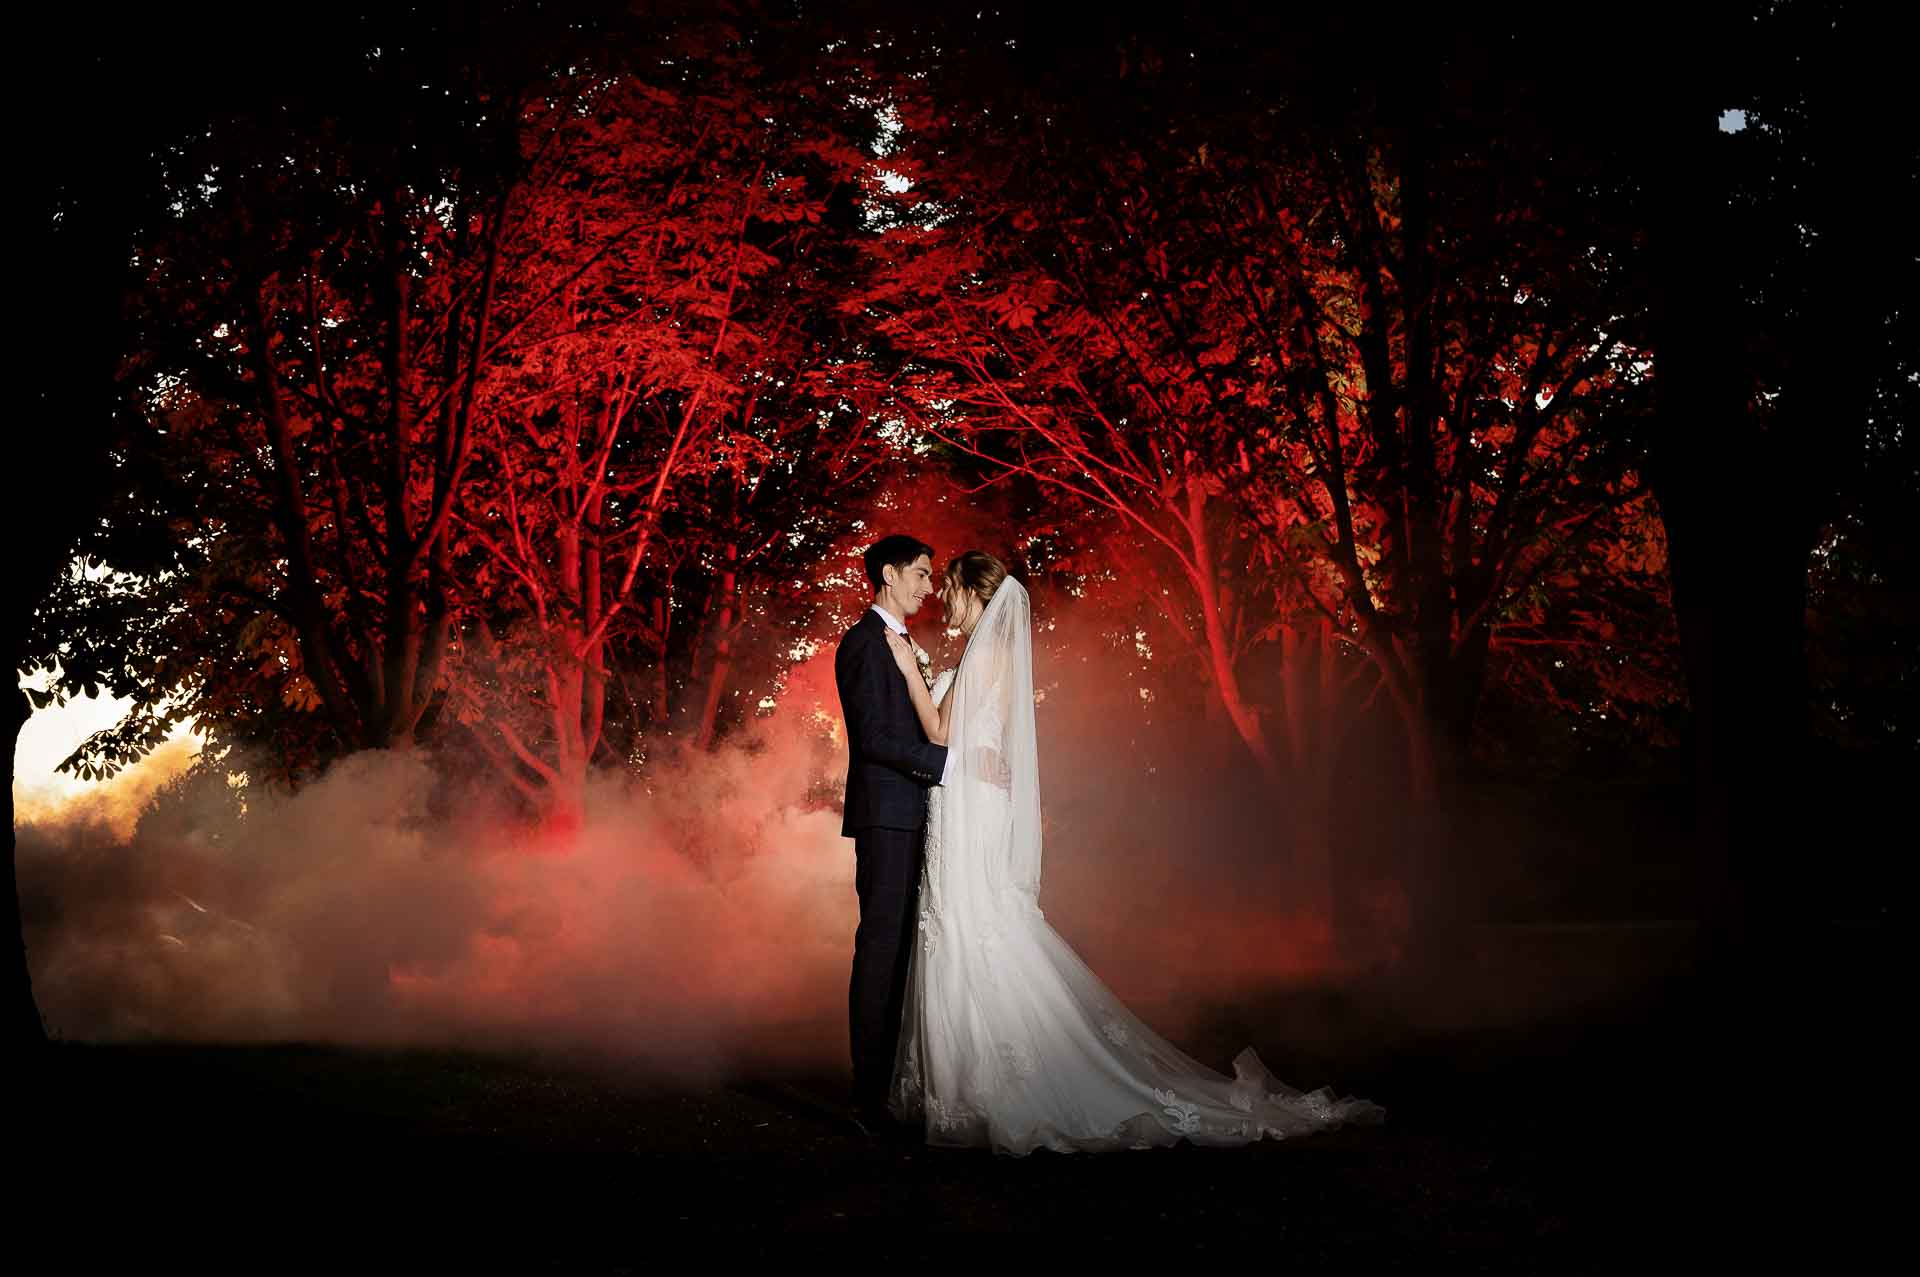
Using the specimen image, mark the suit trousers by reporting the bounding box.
[849,823,925,1110]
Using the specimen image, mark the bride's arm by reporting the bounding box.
[960,654,1014,790]
[935,675,957,741]
[884,632,948,745]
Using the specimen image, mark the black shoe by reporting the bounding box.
[852,1103,920,1145]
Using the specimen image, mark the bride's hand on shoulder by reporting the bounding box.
[883,630,918,679]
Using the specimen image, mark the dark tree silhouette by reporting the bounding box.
[1624,1,1909,972]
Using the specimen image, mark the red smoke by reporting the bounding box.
[17,596,1363,1081]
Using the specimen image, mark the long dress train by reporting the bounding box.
[888,579,1382,1155]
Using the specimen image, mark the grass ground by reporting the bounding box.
[14,922,1893,1267]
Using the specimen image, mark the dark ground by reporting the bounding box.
[13,921,1894,1267]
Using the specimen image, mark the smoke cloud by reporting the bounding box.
[18,580,1664,1085]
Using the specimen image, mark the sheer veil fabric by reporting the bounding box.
[889,576,1383,1155]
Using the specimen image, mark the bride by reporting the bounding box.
[878,550,1384,1155]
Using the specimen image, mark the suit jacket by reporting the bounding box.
[835,609,948,836]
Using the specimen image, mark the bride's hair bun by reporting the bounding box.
[945,549,1009,604]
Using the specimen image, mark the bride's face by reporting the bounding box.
[941,580,984,634]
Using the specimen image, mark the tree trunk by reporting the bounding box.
[1656,470,1811,973]
[1336,618,1457,956]
[1272,620,1360,945]
[649,597,672,727]
[14,24,156,1046]
[1184,480,1280,785]
[548,522,591,831]
[692,543,739,752]
[1423,627,1494,939]
[1645,97,1813,991]
[1393,691,1454,939]
[4,686,46,1049]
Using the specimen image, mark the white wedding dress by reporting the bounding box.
[888,577,1383,1155]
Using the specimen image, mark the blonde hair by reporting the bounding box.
[944,550,1009,607]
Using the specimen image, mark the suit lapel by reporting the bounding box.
[856,609,919,717]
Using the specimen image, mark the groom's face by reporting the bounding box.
[886,554,935,616]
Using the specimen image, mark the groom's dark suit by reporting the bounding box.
[835,608,948,1114]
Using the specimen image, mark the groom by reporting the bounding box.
[835,534,952,1132]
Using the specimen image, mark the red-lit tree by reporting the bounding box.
[439,29,902,820]
[441,63,758,819]
[11,0,624,1041]
[47,25,588,780]
[862,13,1666,940]
[1224,122,1662,797]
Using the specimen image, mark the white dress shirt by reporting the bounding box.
[871,605,957,787]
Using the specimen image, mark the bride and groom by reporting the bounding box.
[835,534,1382,1155]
